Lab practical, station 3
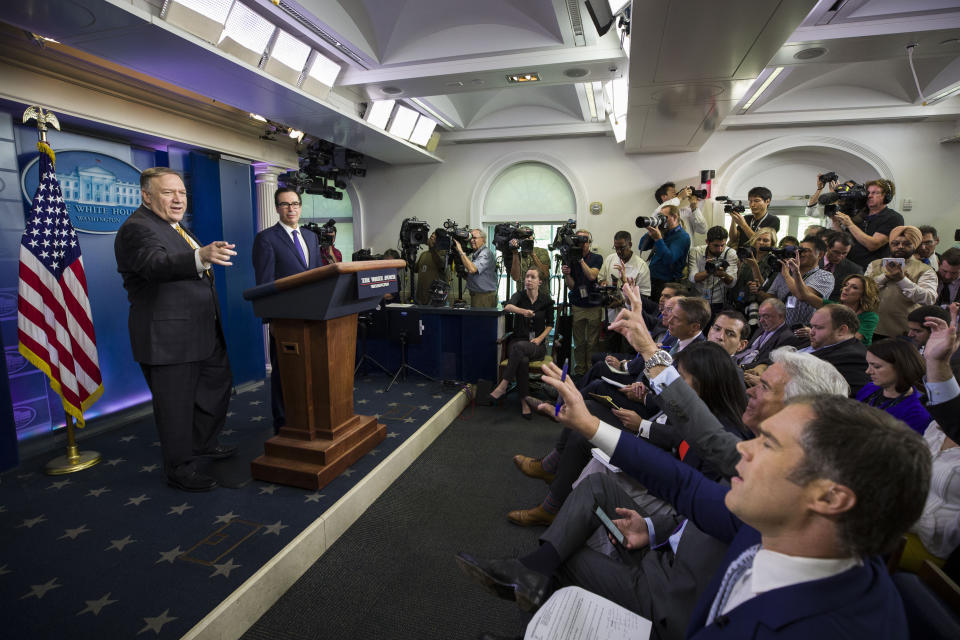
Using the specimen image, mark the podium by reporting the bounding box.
[243,259,405,489]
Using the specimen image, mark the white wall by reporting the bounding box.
[355,120,960,255]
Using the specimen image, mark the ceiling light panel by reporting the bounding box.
[741,67,783,111]
[219,2,274,59]
[409,116,437,146]
[388,105,419,140]
[308,53,342,87]
[271,29,310,71]
[365,100,395,129]
[162,0,233,44]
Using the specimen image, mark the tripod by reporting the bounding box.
[387,330,436,391]
[355,313,391,377]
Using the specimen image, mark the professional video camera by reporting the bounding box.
[736,246,757,262]
[716,196,746,214]
[705,258,730,275]
[434,219,471,252]
[635,213,667,229]
[492,223,534,254]
[687,186,708,199]
[352,248,385,261]
[818,182,867,217]
[818,171,838,185]
[767,245,797,270]
[399,217,431,248]
[593,284,623,307]
[548,220,586,265]
[428,279,450,306]
[303,218,337,246]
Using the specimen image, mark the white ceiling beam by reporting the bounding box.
[787,13,960,43]
[441,121,609,142]
[720,102,960,128]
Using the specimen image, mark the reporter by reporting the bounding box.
[858,339,931,434]
[792,272,879,345]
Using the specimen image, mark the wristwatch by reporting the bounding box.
[643,350,673,376]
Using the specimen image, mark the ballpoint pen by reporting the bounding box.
[554,360,568,417]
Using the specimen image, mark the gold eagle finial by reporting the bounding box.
[22,106,61,143]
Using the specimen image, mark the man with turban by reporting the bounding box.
[864,225,937,340]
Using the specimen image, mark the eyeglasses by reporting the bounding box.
[277,202,302,209]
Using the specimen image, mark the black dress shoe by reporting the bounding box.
[167,466,218,492]
[455,553,550,612]
[195,443,237,460]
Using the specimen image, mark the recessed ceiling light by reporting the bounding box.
[445,81,464,87]
[565,68,589,78]
[794,47,827,60]
[381,86,403,95]
[507,72,540,84]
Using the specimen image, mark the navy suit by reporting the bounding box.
[607,431,909,639]
[252,223,321,429]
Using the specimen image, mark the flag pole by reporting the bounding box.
[19,105,102,475]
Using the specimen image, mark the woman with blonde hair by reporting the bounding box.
[794,272,880,344]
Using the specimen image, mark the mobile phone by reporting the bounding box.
[882,257,905,268]
[790,323,807,331]
[594,503,626,546]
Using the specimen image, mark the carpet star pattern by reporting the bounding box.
[213,512,239,525]
[258,484,279,495]
[59,524,91,540]
[156,546,184,564]
[19,515,47,528]
[86,487,110,497]
[105,457,125,466]
[105,535,136,552]
[138,609,177,635]
[126,495,150,506]
[209,558,241,578]
[119,435,137,443]
[262,521,288,535]
[21,578,61,600]
[167,503,193,516]
[47,479,72,490]
[78,593,117,616]
[139,464,159,473]
[304,492,325,503]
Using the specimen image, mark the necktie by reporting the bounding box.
[922,257,931,265]
[292,230,308,267]
[705,543,761,626]
[938,280,951,306]
[176,225,212,280]
[668,342,678,356]
[824,261,834,273]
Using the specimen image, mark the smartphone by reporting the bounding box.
[882,257,905,268]
[790,323,807,331]
[594,503,626,546]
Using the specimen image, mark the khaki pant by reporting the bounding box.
[469,290,499,308]
[571,305,603,376]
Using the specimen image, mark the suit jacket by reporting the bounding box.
[252,223,322,285]
[812,338,870,397]
[927,386,960,443]
[606,432,909,639]
[114,206,221,365]
[745,324,802,367]
[625,334,705,377]
[826,258,864,301]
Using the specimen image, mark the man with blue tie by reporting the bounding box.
[252,187,322,432]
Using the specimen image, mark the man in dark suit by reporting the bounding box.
[923,307,960,440]
[252,187,322,432]
[820,231,863,301]
[735,298,800,369]
[802,305,870,396]
[114,167,237,492]
[469,359,929,639]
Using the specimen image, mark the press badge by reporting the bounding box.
[786,295,798,309]
[579,286,588,298]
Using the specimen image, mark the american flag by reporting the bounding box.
[17,144,103,427]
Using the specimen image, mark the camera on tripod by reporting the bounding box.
[716,196,746,214]
[818,182,867,217]
[493,223,534,253]
[548,220,585,265]
[399,217,431,248]
[303,218,337,246]
[435,219,471,252]
[767,245,797,269]
[705,258,729,275]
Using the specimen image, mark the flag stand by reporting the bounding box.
[45,414,101,475]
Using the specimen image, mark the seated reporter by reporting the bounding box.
[486,268,554,418]
[792,272,880,345]
[859,339,931,434]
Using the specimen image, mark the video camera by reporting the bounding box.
[303,218,337,246]
[818,183,867,217]
[548,220,586,265]
[767,245,797,270]
[716,196,746,214]
[492,223,534,254]
[400,217,431,248]
[687,186,708,199]
[818,171,839,185]
[736,246,757,262]
[705,258,729,275]
[435,219,471,252]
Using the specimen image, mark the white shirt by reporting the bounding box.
[279,221,310,265]
[655,196,707,236]
[687,245,739,304]
[171,223,208,274]
[598,251,651,296]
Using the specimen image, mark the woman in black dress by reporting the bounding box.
[487,267,554,418]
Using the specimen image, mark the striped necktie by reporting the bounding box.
[175,225,212,280]
[705,543,761,626]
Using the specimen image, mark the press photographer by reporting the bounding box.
[728,227,777,320]
[415,231,453,305]
[454,227,498,308]
[652,182,707,235]
[557,227,603,376]
[303,218,342,264]
[726,186,778,247]
[688,226,738,315]
[829,178,903,268]
[756,236,834,328]
[637,204,690,301]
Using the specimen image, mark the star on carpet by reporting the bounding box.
[59,524,91,540]
[258,484,279,495]
[262,521,288,535]
[214,512,239,525]
[369,449,381,456]
[403,392,414,396]
[119,435,137,443]
[250,416,265,422]
[168,502,193,516]
[86,487,110,497]
[419,405,431,410]
[387,402,398,407]
[105,457,125,467]
[77,592,117,616]
[342,469,356,477]
[138,609,177,635]
[47,479,71,490]
[433,394,443,399]
[19,515,47,528]
[226,411,235,417]
[106,535,136,551]
[249,400,262,405]
[357,399,368,404]
[0,565,10,576]
[374,389,384,394]
[156,546,184,564]
[304,492,325,503]
[126,494,150,506]
[417,382,427,387]
[21,577,61,600]
[403,417,416,423]
[387,432,400,438]
[209,558,240,578]
[139,464,159,473]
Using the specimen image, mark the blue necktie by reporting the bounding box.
[705,543,761,626]
[292,230,308,267]
[921,257,930,265]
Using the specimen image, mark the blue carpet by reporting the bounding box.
[0,372,465,638]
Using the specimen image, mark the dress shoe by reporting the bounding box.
[195,443,238,460]
[512,454,555,483]
[455,553,550,612]
[167,466,218,492]
[520,410,533,421]
[482,392,504,406]
[524,396,558,422]
[507,505,556,527]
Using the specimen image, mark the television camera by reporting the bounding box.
[715,196,746,214]
[434,219,471,252]
[548,220,587,266]
[818,182,868,218]
[492,223,534,254]
[303,218,337,246]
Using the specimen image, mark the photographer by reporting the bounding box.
[727,227,777,318]
[509,226,551,297]
[727,186,777,247]
[830,178,903,269]
[318,224,342,265]
[414,232,451,305]
[561,229,603,376]
[653,182,707,235]
[638,204,690,301]
[688,226,738,315]
[598,231,650,295]
[755,236,834,328]
[454,228,498,308]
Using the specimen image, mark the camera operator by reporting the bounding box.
[454,228,498,308]
[820,231,863,301]
[830,179,903,269]
[688,226,738,316]
[414,232,452,305]
[638,204,690,301]
[755,236,834,328]
[727,227,777,319]
[319,224,342,265]
[561,229,603,377]
[509,226,551,297]
[727,186,777,248]
[653,182,707,235]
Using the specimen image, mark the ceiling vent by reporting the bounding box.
[794,47,827,60]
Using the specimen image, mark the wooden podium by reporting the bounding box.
[243,259,406,490]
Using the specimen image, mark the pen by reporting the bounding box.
[554,360,569,417]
